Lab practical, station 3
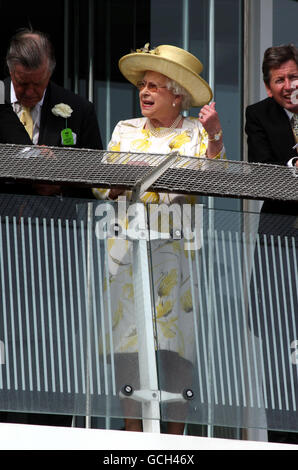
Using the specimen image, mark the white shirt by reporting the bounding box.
[10,82,46,145]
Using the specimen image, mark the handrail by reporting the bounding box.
[0,144,297,201]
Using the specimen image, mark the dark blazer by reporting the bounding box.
[4,78,103,149]
[2,79,103,197]
[0,104,32,145]
[246,99,298,436]
[0,81,103,429]
[245,97,298,216]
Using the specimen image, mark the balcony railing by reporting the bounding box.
[0,144,297,438]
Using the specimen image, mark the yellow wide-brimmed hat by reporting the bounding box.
[119,43,213,107]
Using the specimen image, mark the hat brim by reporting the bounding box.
[119,53,213,107]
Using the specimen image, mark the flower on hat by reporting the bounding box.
[52,103,73,119]
[135,42,151,53]
[135,42,158,55]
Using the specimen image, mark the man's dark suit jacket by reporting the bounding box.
[245,97,297,217]
[0,81,103,428]
[4,77,103,149]
[246,98,298,441]
[0,104,32,145]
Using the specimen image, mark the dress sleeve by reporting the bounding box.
[107,121,122,151]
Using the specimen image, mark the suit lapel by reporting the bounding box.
[38,83,62,146]
[4,78,61,146]
[267,99,297,160]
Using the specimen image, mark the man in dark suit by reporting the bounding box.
[3,27,102,197]
[0,104,32,144]
[0,28,103,427]
[5,27,102,149]
[245,43,298,216]
[245,44,298,445]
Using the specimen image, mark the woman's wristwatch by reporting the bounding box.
[208,129,223,142]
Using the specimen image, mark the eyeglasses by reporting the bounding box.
[136,81,167,92]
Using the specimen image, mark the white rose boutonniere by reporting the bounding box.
[52,103,73,119]
[51,103,75,146]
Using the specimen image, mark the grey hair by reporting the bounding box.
[166,79,192,111]
[6,28,56,75]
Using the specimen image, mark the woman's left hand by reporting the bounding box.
[198,102,221,136]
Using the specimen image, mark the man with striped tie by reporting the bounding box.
[245,43,298,216]
[0,28,102,428]
[3,27,102,198]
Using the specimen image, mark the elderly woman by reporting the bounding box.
[94,44,225,434]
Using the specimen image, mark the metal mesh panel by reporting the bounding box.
[0,143,297,201]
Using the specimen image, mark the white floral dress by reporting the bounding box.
[94,117,226,363]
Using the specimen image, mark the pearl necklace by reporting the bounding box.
[147,114,182,138]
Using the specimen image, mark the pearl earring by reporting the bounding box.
[172,102,176,107]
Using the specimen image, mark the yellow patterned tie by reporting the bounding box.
[20,106,33,140]
[292,114,298,143]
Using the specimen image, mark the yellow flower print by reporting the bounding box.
[201,128,208,139]
[199,141,207,155]
[158,269,178,296]
[140,191,160,204]
[106,146,122,162]
[107,238,116,250]
[142,129,151,137]
[156,299,173,319]
[131,135,152,152]
[180,289,193,313]
[197,128,208,156]
[122,283,134,300]
[157,317,178,339]
[120,328,138,351]
[169,131,191,150]
[172,241,181,253]
[109,142,120,152]
[113,301,124,329]
[92,188,109,199]
[176,328,185,356]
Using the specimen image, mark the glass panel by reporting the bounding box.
[0,194,297,434]
[0,195,106,417]
[0,194,85,415]
[93,200,159,424]
[0,195,158,423]
[149,205,298,432]
[273,0,298,45]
